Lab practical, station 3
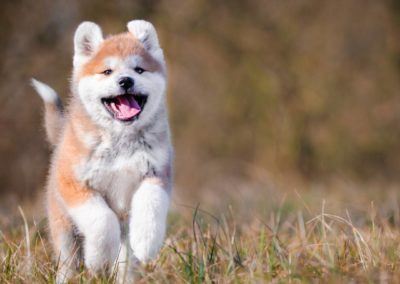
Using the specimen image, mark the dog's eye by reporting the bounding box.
[134,67,145,74]
[102,69,113,75]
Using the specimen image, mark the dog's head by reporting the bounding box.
[72,20,167,129]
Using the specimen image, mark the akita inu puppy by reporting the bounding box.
[32,20,173,282]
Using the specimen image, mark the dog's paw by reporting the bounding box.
[129,225,165,263]
[56,266,74,284]
[84,233,121,273]
[115,241,139,284]
[129,181,170,262]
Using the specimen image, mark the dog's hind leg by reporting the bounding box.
[47,192,79,284]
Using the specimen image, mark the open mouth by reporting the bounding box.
[101,93,148,122]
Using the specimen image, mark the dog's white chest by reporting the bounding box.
[76,139,148,217]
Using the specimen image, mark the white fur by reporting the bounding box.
[73,123,172,217]
[76,54,166,130]
[31,78,59,103]
[127,20,159,50]
[73,123,98,149]
[68,195,121,272]
[70,23,173,265]
[41,20,173,281]
[73,21,104,68]
[129,181,170,262]
[127,20,166,68]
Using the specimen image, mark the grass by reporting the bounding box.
[1,183,400,283]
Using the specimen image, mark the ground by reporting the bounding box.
[1,179,400,283]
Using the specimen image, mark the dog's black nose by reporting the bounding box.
[118,77,134,91]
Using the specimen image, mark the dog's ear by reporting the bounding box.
[127,20,161,53]
[73,21,103,68]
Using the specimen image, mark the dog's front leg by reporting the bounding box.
[129,177,170,262]
[68,194,121,273]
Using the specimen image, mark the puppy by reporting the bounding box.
[32,20,173,282]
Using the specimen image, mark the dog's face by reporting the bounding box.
[72,21,167,129]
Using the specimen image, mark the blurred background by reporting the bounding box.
[1,0,400,214]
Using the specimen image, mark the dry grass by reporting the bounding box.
[1,184,400,283]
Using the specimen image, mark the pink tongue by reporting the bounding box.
[114,96,141,119]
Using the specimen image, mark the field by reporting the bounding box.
[1,1,400,283]
[1,180,400,283]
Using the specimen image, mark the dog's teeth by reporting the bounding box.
[110,102,118,112]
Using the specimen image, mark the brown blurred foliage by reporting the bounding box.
[1,0,400,198]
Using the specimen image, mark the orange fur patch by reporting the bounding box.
[56,120,94,207]
[145,177,165,187]
[70,100,99,136]
[80,32,162,77]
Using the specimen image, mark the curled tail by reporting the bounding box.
[31,79,64,146]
